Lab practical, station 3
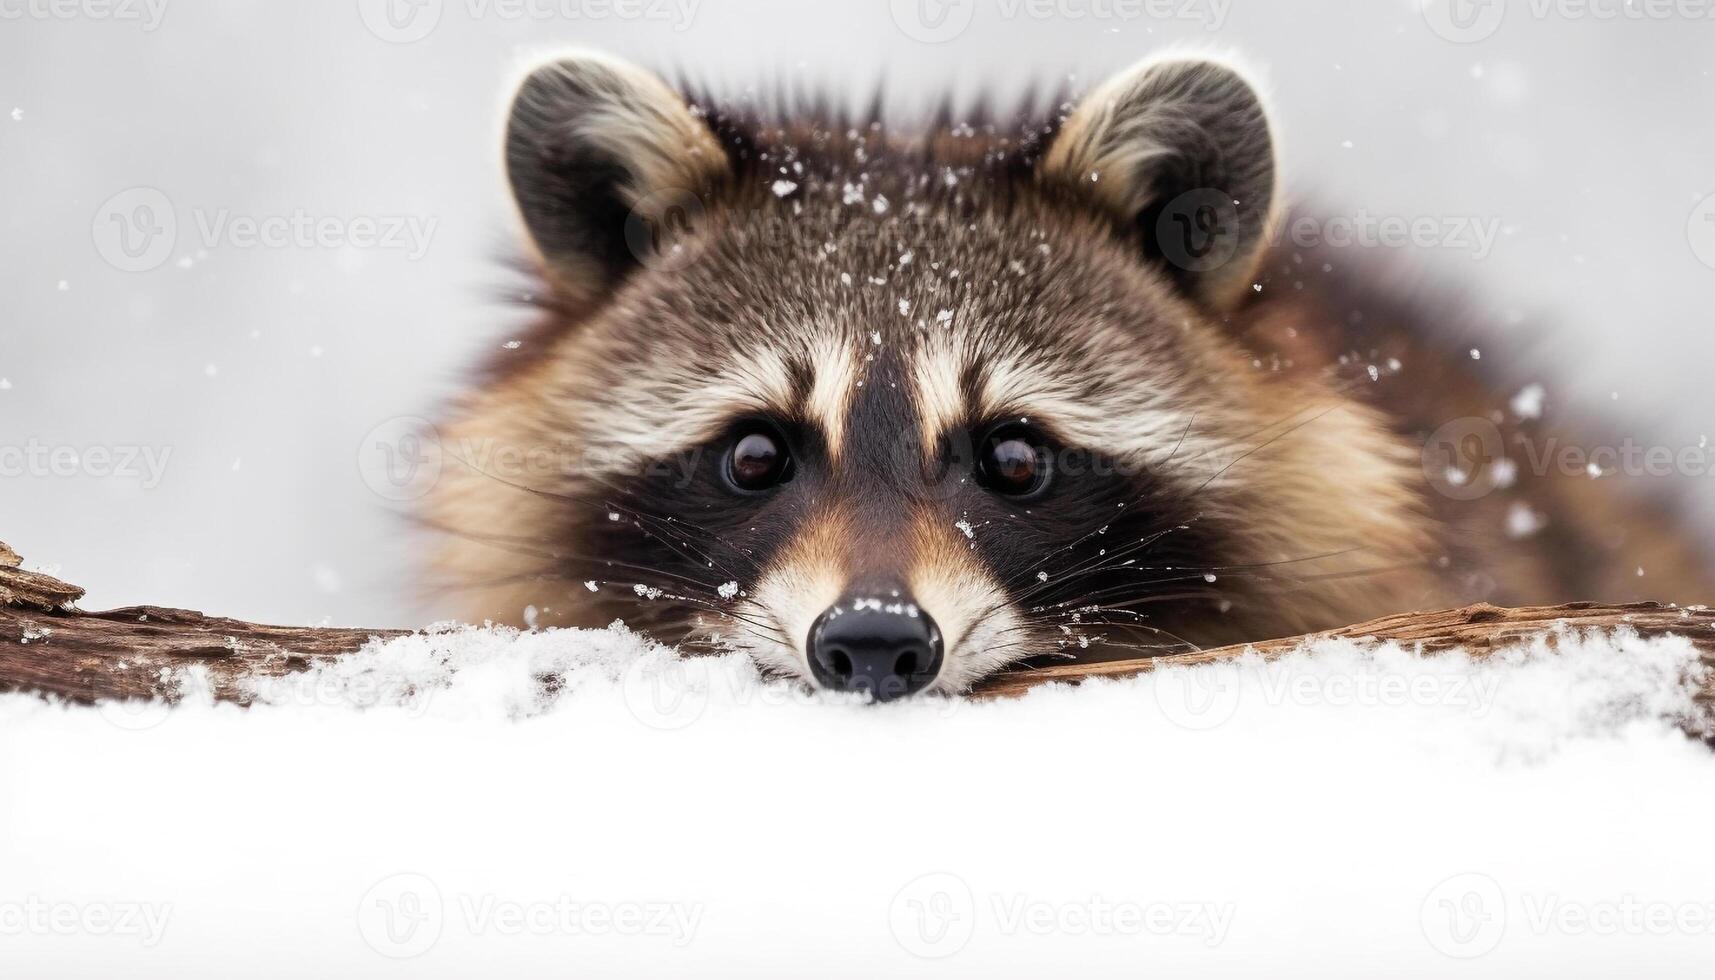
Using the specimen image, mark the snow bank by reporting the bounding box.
[3,626,1713,978]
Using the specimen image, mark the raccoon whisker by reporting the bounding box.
[1009,516,1203,597]
[982,606,1201,656]
[436,450,749,576]
[1164,411,1199,467]
[1022,547,1375,614]
[429,449,762,580]
[416,516,730,587]
[1000,511,1197,596]
[600,499,762,579]
[605,513,753,587]
[1038,619,1203,655]
[435,567,786,640]
[440,563,735,608]
[680,622,790,652]
[590,496,764,570]
[1188,404,1345,498]
[605,510,738,575]
[601,594,787,638]
[1236,560,1442,591]
[995,516,1205,616]
[1168,369,1377,473]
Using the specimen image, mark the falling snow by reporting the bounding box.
[1511,383,1546,420]
[1506,501,1547,539]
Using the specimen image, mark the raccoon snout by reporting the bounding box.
[806,600,944,702]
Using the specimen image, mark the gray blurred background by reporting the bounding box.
[3,0,1713,627]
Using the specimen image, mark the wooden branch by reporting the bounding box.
[3,539,1711,720]
[0,543,406,703]
[972,601,1715,705]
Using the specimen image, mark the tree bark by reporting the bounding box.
[3,540,1711,714]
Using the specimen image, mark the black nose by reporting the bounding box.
[807,600,944,702]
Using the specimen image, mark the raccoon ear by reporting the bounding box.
[505,53,729,302]
[1040,56,1278,309]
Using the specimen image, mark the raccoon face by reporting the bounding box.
[428,52,1435,699]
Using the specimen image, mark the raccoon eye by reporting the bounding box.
[725,426,793,493]
[977,426,1052,498]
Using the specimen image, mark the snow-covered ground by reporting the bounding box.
[4,0,1715,627]
[4,628,1713,977]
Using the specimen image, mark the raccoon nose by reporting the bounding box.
[806,601,944,702]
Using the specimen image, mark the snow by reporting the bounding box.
[1506,500,1548,539]
[1511,383,1547,420]
[3,626,1713,977]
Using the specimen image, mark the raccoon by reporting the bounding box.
[423,51,1715,700]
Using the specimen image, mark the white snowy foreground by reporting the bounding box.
[3,625,1714,978]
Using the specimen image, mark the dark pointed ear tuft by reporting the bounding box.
[1039,56,1278,309]
[505,53,729,303]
